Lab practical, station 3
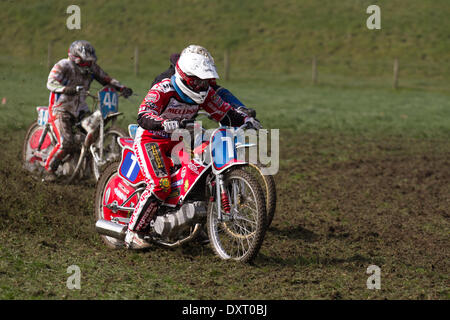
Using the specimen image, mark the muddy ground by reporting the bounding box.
[0,130,448,299]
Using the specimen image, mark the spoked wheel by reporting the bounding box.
[245,163,277,227]
[91,126,127,181]
[22,122,55,175]
[207,168,267,263]
[94,161,137,248]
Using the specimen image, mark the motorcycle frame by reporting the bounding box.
[33,86,122,182]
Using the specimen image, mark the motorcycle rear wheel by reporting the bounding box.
[22,121,55,175]
[94,161,126,249]
[206,168,267,263]
[246,163,277,227]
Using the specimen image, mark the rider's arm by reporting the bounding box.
[137,89,168,131]
[213,85,246,109]
[47,60,67,93]
[212,82,256,118]
[91,63,125,91]
[201,90,248,127]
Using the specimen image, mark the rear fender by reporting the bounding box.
[102,170,140,225]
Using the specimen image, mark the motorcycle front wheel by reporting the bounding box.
[207,168,267,263]
[91,126,128,181]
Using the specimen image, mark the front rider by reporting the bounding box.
[125,45,261,249]
[44,40,133,181]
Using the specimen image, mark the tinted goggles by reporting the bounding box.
[78,60,92,67]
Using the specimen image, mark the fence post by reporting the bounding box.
[47,42,52,71]
[312,56,317,85]
[134,46,139,76]
[224,49,230,81]
[393,58,399,89]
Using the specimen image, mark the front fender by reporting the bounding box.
[104,112,123,125]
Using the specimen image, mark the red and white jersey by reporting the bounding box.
[139,78,231,122]
[137,78,245,136]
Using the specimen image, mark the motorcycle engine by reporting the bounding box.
[153,201,207,239]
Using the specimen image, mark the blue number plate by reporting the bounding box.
[98,87,119,119]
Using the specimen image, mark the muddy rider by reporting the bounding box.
[44,40,133,181]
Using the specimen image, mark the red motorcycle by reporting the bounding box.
[22,86,127,182]
[94,120,268,263]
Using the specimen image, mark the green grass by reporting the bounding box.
[1,61,449,140]
[1,0,450,89]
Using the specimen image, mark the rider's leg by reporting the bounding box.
[44,110,75,180]
[125,131,178,248]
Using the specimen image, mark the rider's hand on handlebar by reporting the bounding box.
[63,85,84,95]
[237,106,257,118]
[245,117,263,130]
[64,86,79,95]
[162,120,180,133]
[121,86,133,98]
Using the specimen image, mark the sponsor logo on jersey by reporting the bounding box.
[145,91,160,103]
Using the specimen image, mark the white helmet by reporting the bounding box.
[174,45,219,104]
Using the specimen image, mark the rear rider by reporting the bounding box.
[44,40,133,181]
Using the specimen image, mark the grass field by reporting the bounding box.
[0,0,449,300]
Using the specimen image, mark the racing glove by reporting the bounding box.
[121,87,133,98]
[63,86,78,95]
[237,106,257,118]
[162,120,179,133]
[245,117,263,130]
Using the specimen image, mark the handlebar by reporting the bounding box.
[235,121,253,133]
[76,86,126,100]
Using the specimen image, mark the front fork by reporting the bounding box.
[89,114,120,169]
[215,174,232,221]
[88,113,108,170]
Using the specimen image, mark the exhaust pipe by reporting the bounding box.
[95,219,127,240]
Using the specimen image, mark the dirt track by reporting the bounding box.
[0,130,449,299]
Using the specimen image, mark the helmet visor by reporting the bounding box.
[188,76,210,92]
[78,60,92,67]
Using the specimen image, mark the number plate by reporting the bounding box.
[211,128,244,172]
[98,87,119,119]
[36,107,49,126]
[118,148,144,186]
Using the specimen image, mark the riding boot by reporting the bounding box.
[125,196,160,249]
